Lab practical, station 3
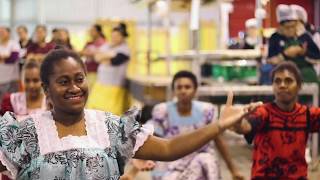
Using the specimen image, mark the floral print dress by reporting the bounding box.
[0,108,153,180]
[148,100,221,180]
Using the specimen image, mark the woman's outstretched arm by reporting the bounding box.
[134,92,262,161]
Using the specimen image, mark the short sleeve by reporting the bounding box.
[309,107,320,132]
[0,112,39,179]
[244,106,268,144]
[105,107,154,174]
[110,53,129,66]
[0,112,22,178]
[267,33,283,59]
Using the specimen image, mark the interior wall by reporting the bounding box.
[0,0,11,25]
[228,0,256,38]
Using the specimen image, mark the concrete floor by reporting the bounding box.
[132,132,320,180]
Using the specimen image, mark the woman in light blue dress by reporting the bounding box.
[147,71,244,180]
[0,49,261,180]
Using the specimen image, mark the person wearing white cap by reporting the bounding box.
[227,18,260,49]
[291,5,320,51]
[291,4,320,81]
[243,18,259,49]
[267,4,320,84]
[290,4,308,36]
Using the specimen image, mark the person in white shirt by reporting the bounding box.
[0,26,21,103]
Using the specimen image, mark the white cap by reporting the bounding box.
[245,18,258,28]
[290,4,308,23]
[276,4,298,23]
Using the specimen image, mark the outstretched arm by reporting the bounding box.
[134,121,222,161]
[134,92,262,161]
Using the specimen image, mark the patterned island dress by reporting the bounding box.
[0,108,153,180]
[148,100,221,180]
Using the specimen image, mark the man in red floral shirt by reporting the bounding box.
[235,61,320,180]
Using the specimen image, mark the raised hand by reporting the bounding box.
[218,91,262,130]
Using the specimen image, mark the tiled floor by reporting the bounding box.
[133,132,320,180]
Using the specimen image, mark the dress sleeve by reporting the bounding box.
[110,53,129,66]
[267,33,282,59]
[0,112,22,178]
[309,107,320,132]
[244,106,268,144]
[105,107,154,174]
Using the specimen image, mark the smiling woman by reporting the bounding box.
[0,49,261,180]
[41,52,88,118]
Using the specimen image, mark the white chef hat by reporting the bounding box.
[245,18,258,28]
[290,4,308,23]
[276,4,298,23]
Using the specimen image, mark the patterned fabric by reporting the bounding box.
[245,102,320,179]
[148,100,221,180]
[0,108,153,180]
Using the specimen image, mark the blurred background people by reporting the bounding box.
[0,61,46,120]
[57,28,73,50]
[267,4,320,84]
[87,23,131,115]
[80,24,107,90]
[0,26,21,103]
[16,25,32,58]
[26,25,55,63]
